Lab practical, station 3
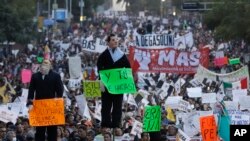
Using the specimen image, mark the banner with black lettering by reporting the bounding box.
[135,34,175,48]
[129,47,209,74]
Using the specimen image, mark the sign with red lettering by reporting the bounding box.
[129,47,209,74]
[200,115,218,141]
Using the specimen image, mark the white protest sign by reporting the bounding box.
[130,120,143,138]
[177,129,191,141]
[231,114,250,125]
[75,95,87,119]
[20,88,29,103]
[187,87,202,98]
[239,96,250,110]
[232,89,247,103]
[127,94,137,107]
[95,38,107,53]
[94,102,102,121]
[0,106,18,124]
[165,96,182,109]
[68,56,82,79]
[68,78,82,88]
[224,101,238,110]
[178,99,191,112]
[202,93,216,103]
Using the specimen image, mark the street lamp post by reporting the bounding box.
[79,0,84,28]
[161,0,165,18]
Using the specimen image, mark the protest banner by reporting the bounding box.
[29,98,65,126]
[195,65,249,89]
[143,106,161,132]
[135,34,175,48]
[200,115,218,141]
[129,47,209,74]
[99,68,136,94]
[21,69,32,83]
[83,81,101,97]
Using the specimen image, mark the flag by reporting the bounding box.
[223,78,248,90]
[89,68,96,80]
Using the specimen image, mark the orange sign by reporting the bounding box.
[200,115,218,141]
[29,98,65,126]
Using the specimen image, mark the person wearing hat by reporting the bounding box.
[27,59,64,141]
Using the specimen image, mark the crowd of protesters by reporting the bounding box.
[0,10,249,141]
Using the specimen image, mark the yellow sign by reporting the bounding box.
[29,98,65,126]
[83,81,101,97]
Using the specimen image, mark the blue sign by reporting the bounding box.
[52,9,68,21]
[43,19,54,26]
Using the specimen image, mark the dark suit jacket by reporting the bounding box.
[27,70,64,105]
[97,49,131,72]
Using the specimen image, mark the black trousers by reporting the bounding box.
[101,91,123,128]
[35,125,57,141]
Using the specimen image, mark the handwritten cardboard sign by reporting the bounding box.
[29,98,65,126]
[83,81,101,97]
[143,106,161,132]
[200,115,218,141]
[99,68,136,94]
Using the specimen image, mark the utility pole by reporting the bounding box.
[48,0,51,18]
[53,0,58,36]
[70,0,72,19]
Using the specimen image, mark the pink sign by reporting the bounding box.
[21,69,32,83]
[214,57,228,67]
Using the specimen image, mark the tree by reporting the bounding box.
[203,0,250,42]
[0,0,36,44]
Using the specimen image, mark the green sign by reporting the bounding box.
[99,68,136,94]
[83,81,101,97]
[37,56,44,63]
[229,58,240,65]
[143,106,161,132]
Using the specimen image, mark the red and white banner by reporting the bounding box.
[129,47,209,74]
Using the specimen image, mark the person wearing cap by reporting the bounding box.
[27,59,64,141]
[97,33,131,129]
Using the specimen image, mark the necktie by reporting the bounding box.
[112,48,116,53]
